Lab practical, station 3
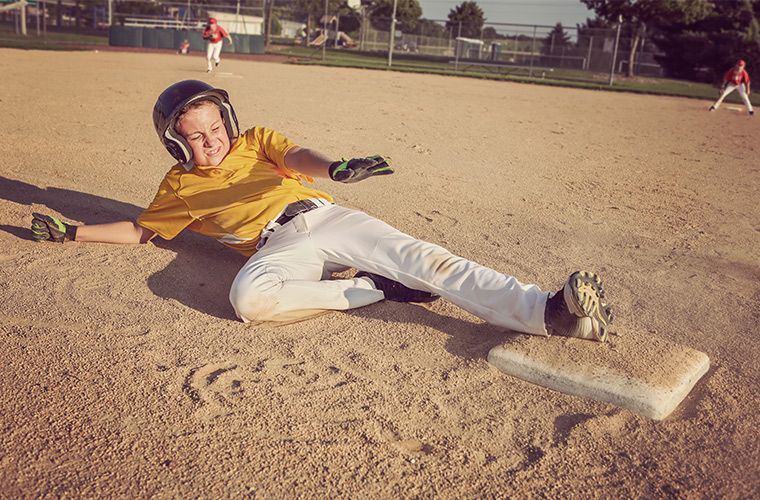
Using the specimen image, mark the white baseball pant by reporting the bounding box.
[229,202,550,336]
[712,83,753,112]
[206,41,223,70]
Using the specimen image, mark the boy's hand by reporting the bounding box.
[31,213,77,243]
[329,155,394,183]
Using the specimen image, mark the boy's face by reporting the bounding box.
[175,102,230,167]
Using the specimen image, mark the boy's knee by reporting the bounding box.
[229,271,283,322]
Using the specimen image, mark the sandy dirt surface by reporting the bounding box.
[1,48,759,497]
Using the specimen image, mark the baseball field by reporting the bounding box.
[1,48,759,497]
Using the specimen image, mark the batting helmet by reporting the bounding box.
[153,80,240,167]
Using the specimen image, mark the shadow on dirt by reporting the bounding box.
[0,175,243,320]
[0,175,524,358]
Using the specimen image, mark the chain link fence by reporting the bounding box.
[2,0,664,84]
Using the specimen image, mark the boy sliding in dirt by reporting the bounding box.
[31,80,614,341]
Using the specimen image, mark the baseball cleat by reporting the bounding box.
[545,271,614,342]
[709,105,716,111]
[356,271,439,303]
[750,110,755,116]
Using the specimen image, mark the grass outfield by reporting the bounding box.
[273,45,759,105]
[0,25,107,50]
[1,28,753,106]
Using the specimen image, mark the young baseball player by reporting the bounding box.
[30,80,614,342]
[178,39,190,55]
[710,59,754,115]
[202,18,231,72]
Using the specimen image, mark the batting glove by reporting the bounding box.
[328,155,394,183]
[31,212,78,243]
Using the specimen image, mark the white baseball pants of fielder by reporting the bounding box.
[206,41,223,71]
[229,203,550,336]
[712,83,753,112]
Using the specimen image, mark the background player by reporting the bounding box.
[710,59,753,115]
[30,80,614,343]
[202,18,231,72]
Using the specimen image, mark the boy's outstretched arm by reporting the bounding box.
[31,213,155,244]
[284,147,394,183]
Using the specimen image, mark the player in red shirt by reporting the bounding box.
[710,59,753,115]
[202,18,231,73]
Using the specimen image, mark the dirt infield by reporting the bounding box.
[2,48,759,497]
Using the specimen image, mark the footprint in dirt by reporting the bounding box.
[182,362,243,419]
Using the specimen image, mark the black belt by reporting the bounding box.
[273,199,326,227]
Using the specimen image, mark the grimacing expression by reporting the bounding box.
[175,102,231,167]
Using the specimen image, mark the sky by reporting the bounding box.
[417,0,595,28]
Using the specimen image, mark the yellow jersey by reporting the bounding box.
[137,126,333,256]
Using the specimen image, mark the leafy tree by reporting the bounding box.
[482,26,508,40]
[294,0,346,39]
[410,18,447,38]
[654,1,760,81]
[446,1,485,39]
[581,0,712,77]
[543,22,572,55]
[368,0,422,32]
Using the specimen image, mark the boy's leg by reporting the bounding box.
[205,42,214,71]
[738,84,754,113]
[229,210,384,323]
[213,42,223,65]
[712,84,736,109]
[303,205,549,336]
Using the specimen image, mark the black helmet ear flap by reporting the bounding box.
[219,98,240,139]
[164,126,194,170]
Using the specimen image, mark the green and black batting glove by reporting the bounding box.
[328,155,394,183]
[31,212,78,243]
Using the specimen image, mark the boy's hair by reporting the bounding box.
[175,98,221,126]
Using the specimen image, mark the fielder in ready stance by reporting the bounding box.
[710,59,754,115]
[202,18,231,73]
[30,81,615,342]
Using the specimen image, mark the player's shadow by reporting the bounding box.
[349,300,521,361]
[0,175,527,355]
[0,175,244,320]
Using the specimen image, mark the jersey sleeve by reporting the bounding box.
[724,69,732,82]
[743,69,751,84]
[136,177,194,240]
[250,127,313,183]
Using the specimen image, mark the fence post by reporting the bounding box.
[586,35,593,70]
[321,0,328,61]
[108,0,112,26]
[529,25,536,77]
[359,5,364,51]
[609,16,622,86]
[20,0,27,36]
[454,21,461,70]
[387,0,398,67]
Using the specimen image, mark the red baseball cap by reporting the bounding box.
[737,59,746,66]
[208,18,217,24]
